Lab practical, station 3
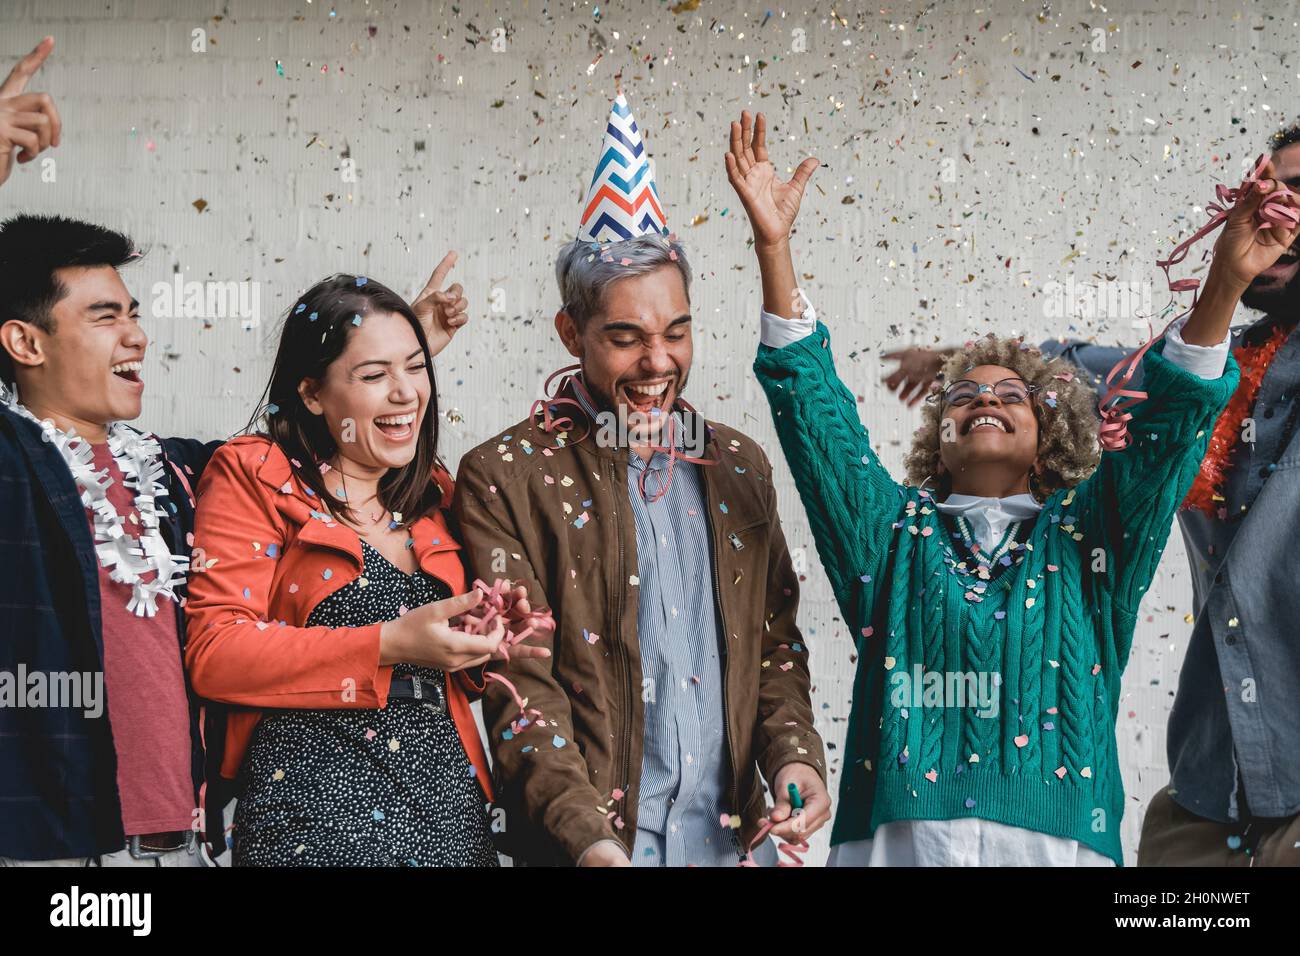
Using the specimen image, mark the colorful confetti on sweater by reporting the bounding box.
[754,322,1237,865]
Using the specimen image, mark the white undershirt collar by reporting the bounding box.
[934,493,1042,554]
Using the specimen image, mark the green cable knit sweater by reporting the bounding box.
[754,323,1238,865]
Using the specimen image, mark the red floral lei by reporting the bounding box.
[1181,323,1289,517]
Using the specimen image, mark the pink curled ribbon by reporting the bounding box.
[633,410,720,503]
[531,364,719,502]
[529,363,594,446]
[1098,154,1300,451]
[454,577,556,734]
[737,818,809,867]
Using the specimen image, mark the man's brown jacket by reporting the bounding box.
[453,390,826,864]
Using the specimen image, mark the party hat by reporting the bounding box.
[576,93,669,243]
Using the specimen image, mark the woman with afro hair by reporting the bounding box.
[725,110,1297,865]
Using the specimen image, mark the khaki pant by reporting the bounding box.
[1138,785,1300,866]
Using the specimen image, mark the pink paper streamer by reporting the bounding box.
[737,818,809,867]
[454,577,556,732]
[531,364,720,502]
[1098,154,1299,451]
[529,363,593,445]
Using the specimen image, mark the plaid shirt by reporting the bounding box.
[0,403,229,859]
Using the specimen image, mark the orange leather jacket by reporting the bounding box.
[183,435,492,798]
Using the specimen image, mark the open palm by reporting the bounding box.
[725,111,819,248]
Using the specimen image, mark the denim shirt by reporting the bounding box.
[1043,314,1300,822]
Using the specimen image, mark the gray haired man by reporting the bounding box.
[453,232,832,866]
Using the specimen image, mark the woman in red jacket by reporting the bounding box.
[185,273,547,866]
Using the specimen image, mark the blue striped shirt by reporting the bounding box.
[574,391,739,866]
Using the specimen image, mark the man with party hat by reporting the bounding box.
[454,94,831,866]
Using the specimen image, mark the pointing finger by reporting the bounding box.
[0,36,54,98]
[418,250,458,302]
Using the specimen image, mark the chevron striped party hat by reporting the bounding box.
[576,93,669,243]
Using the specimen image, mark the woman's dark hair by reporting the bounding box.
[247,274,444,527]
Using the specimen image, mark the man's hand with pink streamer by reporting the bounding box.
[1209,157,1300,295]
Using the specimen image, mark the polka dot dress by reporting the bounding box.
[232,539,499,867]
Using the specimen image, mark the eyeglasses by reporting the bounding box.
[930,378,1039,407]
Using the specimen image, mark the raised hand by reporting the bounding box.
[412,250,470,358]
[0,36,62,188]
[724,111,819,250]
[1212,158,1300,291]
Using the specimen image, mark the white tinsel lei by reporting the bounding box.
[1,382,188,617]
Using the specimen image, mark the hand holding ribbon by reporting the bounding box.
[1099,154,1300,450]
[453,577,556,734]
[737,820,809,867]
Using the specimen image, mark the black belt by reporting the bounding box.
[128,831,194,860]
[387,675,446,714]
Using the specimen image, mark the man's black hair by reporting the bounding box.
[0,214,138,383]
[1267,121,1300,153]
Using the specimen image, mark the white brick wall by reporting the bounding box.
[5,0,1291,866]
